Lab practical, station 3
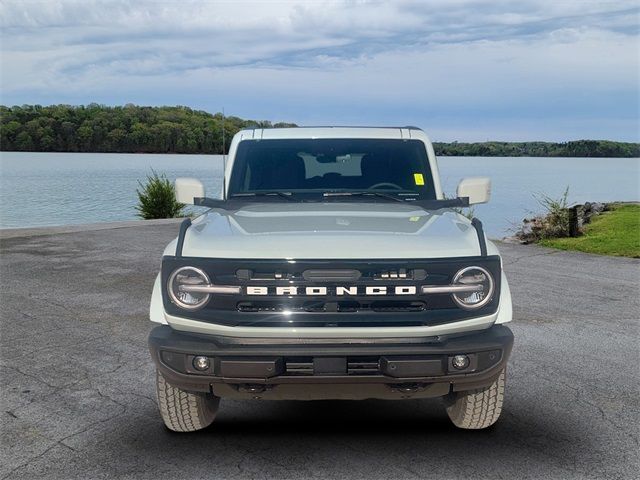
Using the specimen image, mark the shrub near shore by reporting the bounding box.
[135,171,184,220]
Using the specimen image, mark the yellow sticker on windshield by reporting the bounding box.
[414,173,425,186]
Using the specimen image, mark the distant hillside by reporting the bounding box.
[0,104,296,154]
[1,104,638,157]
[433,140,640,158]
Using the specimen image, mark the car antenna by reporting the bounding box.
[222,107,226,199]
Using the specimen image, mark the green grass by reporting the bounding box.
[539,203,640,258]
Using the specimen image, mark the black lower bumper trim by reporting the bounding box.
[148,324,514,397]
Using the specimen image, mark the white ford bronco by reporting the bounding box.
[148,127,513,432]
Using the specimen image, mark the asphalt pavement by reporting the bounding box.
[1,221,638,479]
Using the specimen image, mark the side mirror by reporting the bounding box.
[175,177,205,205]
[457,177,491,205]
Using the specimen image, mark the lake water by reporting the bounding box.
[1,152,638,237]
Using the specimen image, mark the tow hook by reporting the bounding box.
[238,384,266,394]
[391,383,425,396]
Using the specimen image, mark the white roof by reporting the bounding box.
[235,126,426,141]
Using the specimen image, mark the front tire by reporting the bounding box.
[156,370,220,432]
[445,368,506,429]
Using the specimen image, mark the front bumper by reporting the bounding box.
[148,324,513,400]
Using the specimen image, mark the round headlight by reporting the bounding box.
[451,266,494,309]
[167,266,211,310]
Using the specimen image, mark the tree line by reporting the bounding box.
[0,104,296,154]
[1,104,638,157]
[433,140,640,158]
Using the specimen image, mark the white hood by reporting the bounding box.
[172,202,487,259]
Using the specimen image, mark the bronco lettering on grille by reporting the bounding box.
[245,286,417,296]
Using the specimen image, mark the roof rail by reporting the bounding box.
[243,125,423,130]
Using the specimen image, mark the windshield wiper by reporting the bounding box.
[322,191,415,203]
[230,192,296,201]
[197,193,469,211]
[321,191,472,210]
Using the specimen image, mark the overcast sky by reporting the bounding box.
[1,0,638,141]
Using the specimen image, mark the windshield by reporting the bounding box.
[228,138,436,199]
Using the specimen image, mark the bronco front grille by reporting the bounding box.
[161,255,502,327]
[236,300,427,313]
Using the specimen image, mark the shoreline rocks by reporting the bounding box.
[504,201,610,244]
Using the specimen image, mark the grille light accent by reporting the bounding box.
[374,268,427,280]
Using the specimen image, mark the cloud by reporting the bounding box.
[1,0,638,140]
